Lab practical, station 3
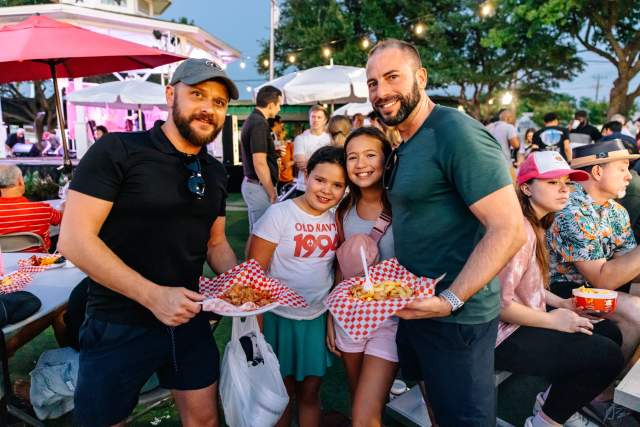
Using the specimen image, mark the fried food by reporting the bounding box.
[29,255,61,266]
[350,280,413,301]
[575,286,612,295]
[1,276,13,287]
[220,284,273,307]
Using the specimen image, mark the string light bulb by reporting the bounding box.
[501,91,513,105]
[414,23,425,35]
[239,61,246,69]
[361,38,370,49]
[322,47,332,58]
[262,59,269,67]
[288,54,296,64]
[480,2,494,17]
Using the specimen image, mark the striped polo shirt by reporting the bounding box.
[0,196,62,252]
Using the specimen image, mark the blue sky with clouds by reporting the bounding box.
[161,1,631,108]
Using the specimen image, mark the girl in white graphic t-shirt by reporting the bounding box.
[250,145,346,427]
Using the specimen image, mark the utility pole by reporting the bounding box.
[593,74,606,102]
[269,0,276,81]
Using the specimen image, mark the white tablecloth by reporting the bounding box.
[1,253,86,335]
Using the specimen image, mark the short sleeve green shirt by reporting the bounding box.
[388,105,513,324]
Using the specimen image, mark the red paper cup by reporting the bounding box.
[572,287,617,313]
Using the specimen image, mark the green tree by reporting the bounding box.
[492,0,640,119]
[517,92,577,126]
[260,0,583,119]
[170,17,195,26]
[0,0,50,5]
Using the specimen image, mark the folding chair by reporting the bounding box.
[0,232,45,253]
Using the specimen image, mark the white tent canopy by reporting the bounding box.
[254,65,368,105]
[332,101,373,117]
[68,79,167,110]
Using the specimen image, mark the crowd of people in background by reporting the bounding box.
[2,120,114,159]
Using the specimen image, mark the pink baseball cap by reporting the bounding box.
[517,151,589,185]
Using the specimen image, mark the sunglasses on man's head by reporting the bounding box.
[184,157,206,199]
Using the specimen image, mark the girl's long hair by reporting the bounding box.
[336,127,392,235]
[516,182,555,287]
[327,115,352,148]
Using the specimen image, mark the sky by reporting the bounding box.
[161,1,633,108]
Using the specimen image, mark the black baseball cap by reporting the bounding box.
[170,58,239,100]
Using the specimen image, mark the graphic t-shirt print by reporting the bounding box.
[293,222,338,258]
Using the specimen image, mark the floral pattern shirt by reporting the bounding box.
[547,184,636,285]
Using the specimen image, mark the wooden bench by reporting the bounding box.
[385,371,513,427]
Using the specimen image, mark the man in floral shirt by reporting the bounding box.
[547,140,640,361]
[548,184,636,285]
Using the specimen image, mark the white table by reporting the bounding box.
[0,252,85,426]
[2,253,85,336]
[615,361,640,412]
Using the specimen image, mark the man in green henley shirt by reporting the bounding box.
[366,39,526,426]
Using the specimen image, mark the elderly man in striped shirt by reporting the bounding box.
[0,165,62,252]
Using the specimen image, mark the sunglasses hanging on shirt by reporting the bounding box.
[183,156,206,199]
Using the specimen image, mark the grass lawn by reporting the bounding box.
[10,194,543,426]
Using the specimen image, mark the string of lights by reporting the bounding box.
[241,1,496,68]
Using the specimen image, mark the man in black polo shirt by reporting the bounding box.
[240,85,282,231]
[58,58,239,427]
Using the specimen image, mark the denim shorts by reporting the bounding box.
[396,317,498,427]
[73,314,219,427]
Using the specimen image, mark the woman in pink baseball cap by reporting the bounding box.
[495,151,625,427]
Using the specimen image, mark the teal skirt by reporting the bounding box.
[263,312,333,381]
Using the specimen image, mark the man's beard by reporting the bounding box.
[172,99,222,147]
[374,79,422,126]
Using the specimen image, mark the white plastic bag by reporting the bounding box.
[220,316,289,427]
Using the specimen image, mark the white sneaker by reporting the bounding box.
[584,401,638,427]
[563,412,601,427]
[524,416,534,427]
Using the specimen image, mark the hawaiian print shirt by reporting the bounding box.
[547,183,636,284]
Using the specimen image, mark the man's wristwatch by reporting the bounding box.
[439,289,465,314]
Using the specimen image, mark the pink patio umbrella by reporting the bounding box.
[0,15,185,172]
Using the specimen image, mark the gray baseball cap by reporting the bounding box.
[170,58,239,100]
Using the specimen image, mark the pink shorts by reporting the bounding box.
[335,317,399,362]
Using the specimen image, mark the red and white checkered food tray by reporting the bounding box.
[324,258,444,341]
[199,259,308,317]
[17,255,65,273]
[0,271,33,294]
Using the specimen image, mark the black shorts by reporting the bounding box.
[396,317,498,427]
[74,314,219,427]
